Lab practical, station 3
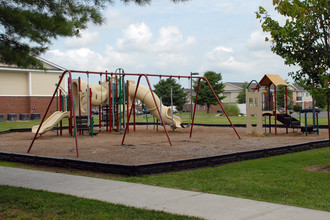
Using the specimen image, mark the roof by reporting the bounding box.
[259,74,288,87]
[0,57,65,73]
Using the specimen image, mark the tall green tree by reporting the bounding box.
[0,0,187,68]
[256,0,330,139]
[154,78,187,111]
[193,71,225,114]
[236,82,248,104]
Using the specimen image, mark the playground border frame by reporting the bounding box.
[0,139,328,176]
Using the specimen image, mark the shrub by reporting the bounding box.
[224,104,240,116]
[293,104,302,112]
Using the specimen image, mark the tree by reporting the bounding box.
[0,0,187,68]
[236,82,248,104]
[257,0,330,140]
[193,71,225,114]
[154,78,187,111]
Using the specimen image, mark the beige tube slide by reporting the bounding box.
[72,79,108,115]
[32,111,70,134]
[128,80,182,129]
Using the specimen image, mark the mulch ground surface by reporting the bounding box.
[0,126,328,165]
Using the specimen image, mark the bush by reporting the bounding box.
[293,104,302,112]
[224,104,240,116]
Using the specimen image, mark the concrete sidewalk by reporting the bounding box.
[0,166,329,220]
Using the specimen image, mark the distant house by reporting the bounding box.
[288,83,313,108]
[222,82,246,103]
[0,58,66,120]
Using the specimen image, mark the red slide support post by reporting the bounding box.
[144,75,172,146]
[28,71,80,157]
[121,75,173,147]
[28,72,66,153]
[203,77,241,140]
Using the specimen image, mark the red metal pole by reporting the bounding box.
[126,80,129,133]
[68,77,73,136]
[99,80,102,133]
[116,76,119,132]
[190,78,201,137]
[60,89,63,136]
[109,79,112,133]
[121,75,173,147]
[78,77,81,116]
[203,77,241,140]
[285,86,288,134]
[144,75,172,146]
[68,71,79,157]
[28,71,67,153]
[122,76,142,145]
[274,85,277,135]
[89,88,92,131]
[133,99,136,132]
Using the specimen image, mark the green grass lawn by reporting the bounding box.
[1,148,329,212]
[0,185,200,220]
[117,148,330,212]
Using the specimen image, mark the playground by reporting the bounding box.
[0,70,328,166]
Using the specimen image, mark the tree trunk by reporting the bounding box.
[207,104,210,114]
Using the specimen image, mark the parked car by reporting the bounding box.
[300,107,321,113]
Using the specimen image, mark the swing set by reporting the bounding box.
[28,69,241,157]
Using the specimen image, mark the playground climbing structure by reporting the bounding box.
[28,70,241,157]
[246,74,318,136]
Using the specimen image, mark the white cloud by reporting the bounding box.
[46,48,108,71]
[247,31,270,51]
[104,9,133,29]
[65,31,99,48]
[46,23,196,75]
[205,46,234,62]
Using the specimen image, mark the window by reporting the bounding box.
[249,98,253,107]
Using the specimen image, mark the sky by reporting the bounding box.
[43,0,298,87]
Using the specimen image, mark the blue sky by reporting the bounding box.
[43,0,298,86]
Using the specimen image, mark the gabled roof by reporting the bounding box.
[225,82,246,89]
[259,74,288,87]
[0,57,65,73]
[289,83,305,91]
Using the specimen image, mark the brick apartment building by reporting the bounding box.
[0,58,65,121]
